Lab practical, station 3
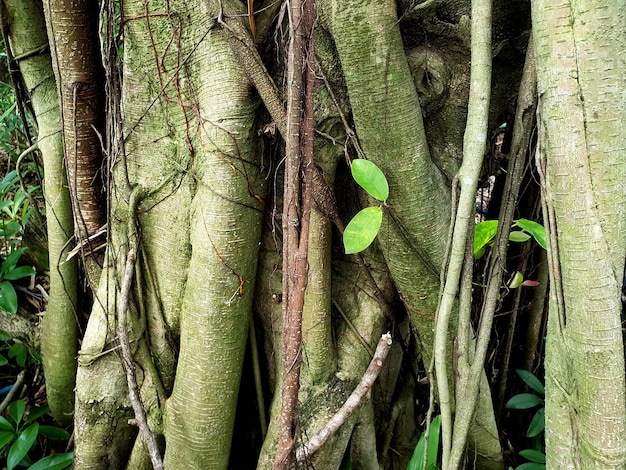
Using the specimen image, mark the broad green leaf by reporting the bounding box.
[8,423,38,470]
[514,219,546,250]
[38,426,70,440]
[515,370,544,395]
[407,415,441,470]
[27,452,74,470]
[518,450,546,464]
[9,343,27,367]
[9,400,25,425]
[0,354,8,366]
[351,159,389,202]
[516,463,546,470]
[0,430,15,449]
[0,281,18,314]
[1,248,27,276]
[505,393,543,410]
[509,231,531,243]
[0,415,14,431]
[474,220,498,258]
[4,266,35,281]
[343,207,383,254]
[526,407,545,437]
[25,406,49,424]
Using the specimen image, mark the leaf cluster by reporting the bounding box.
[0,400,73,469]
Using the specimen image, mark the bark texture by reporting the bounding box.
[533,0,626,467]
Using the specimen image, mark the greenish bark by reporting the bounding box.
[3,0,78,425]
[533,0,626,467]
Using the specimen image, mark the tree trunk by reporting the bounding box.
[533,0,626,467]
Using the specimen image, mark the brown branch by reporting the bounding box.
[117,189,163,470]
[274,0,315,465]
[295,333,393,463]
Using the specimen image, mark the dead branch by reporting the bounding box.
[295,333,393,463]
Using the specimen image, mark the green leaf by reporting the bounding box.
[509,231,531,243]
[1,248,27,276]
[9,343,27,367]
[0,429,16,450]
[515,370,544,395]
[343,207,383,254]
[9,400,26,425]
[8,423,38,470]
[0,353,8,366]
[514,219,547,250]
[515,463,546,470]
[519,449,545,464]
[0,281,18,314]
[38,426,70,440]
[351,159,389,202]
[526,407,545,437]
[27,452,74,470]
[407,415,441,470]
[5,266,35,281]
[508,271,524,289]
[474,220,498,258]
[505,393,543,410]
[0,415,15,432]
[25,406,49,424]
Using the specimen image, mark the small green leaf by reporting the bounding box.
[526,407,545,437]
[474,220,498,258]
[0,354,8,366]
[9,400,26,425]
[505,393,543,410]
[509,231,531,243]
[0,415,15,432]
[8,423,38,470]
[9,343,27,367]
[515,463,546,470]
[508,271,524,289]
[514,219,547,250]
[38,426,70,440]
[25,406,49,424]
[351,159,389,202]
[27,452,74,470]
[5,266,35,281]
[519,449,546,464]
[515,370,544,395]
[0,430,15,450]
[0,281,18,314]
[1,248,27,277]
[343,207,383,254]
[407,415,441,470]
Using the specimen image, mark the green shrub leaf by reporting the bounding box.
[526,407,545,437]
[474,220,498,258]
[509,231,531,243]
[515,369,544,395]
[0,281,18,314]
[407,415,441,470]
[38,426,70,440]
[8,423,38,470]
[343,207,383,254]
[514,219,546,250]
[505,393,543,410]
[515,463,546,470]
[519,449,546,464]
[0,430,15,450]
[27,451,74,470]
[25,406,49,424]
[9,400,25,425]
[351,159,389,202]
[4,266,35,281]
[0,415,14,432]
